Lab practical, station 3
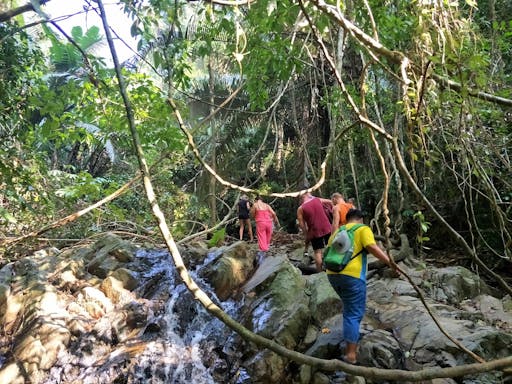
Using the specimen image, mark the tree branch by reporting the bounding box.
[92,0,512,379]
[0,172,142,247]
[0,0,50,23]
[309,0,512,107]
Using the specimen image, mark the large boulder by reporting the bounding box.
[201,241,254,301]
[304,273,342,325]
[86,233,137,278]
[238,256,312,383]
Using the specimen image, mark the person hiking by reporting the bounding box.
[250,196,280,265]
[237,195,253,242]
[326,208,396,365]
[331,192,355,235]
[297,192,333,272]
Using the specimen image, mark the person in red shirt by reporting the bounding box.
[297,192,333,272]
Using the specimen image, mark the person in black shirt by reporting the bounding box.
[238,195,254,241]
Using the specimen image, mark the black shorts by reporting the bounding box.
[239,214,250,220]
[310,233,331,250]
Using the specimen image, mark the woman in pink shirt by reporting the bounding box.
[250,196,280,264]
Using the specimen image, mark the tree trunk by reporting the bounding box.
[207,57,218,227]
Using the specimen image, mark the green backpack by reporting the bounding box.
[322,223,367,272]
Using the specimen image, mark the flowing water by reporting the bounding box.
[41,248,244,384]
[130,248,241,384]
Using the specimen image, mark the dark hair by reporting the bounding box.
[255,195,262,201]
[346,208,364,222]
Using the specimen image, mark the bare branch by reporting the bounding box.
[0,0,51,22]
[0,173,142,247]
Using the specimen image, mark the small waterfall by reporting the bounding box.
[132,248,242,383]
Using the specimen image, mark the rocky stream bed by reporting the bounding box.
[0,232,511,383]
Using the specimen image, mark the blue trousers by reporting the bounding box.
[327,274,366,344]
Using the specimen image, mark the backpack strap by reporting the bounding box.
[346,223,368,261]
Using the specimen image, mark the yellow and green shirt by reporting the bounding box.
[326,223,376,281]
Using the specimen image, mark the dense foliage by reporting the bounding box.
[0,0,511,286]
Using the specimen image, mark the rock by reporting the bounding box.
[247,259,310,348]
[423,265,491,304]
[84,301,105,318]
[2,232,512,384]
[301,325,319,349]
[2,293,23,333]
[306,315,343,359]
[0,262,14,284]
[470,294,512,331]
[304,273,342,325]
[81,286,114,312]
[181,241,210,267]
[86,234,137,277]
[110,268,139,291]
[100,276,134,305]
[297,364,312,384]
[244,350,287,383]
[0,283,10,315]
[0,363,24,384]
[202,242,254,300]
[242,255,286,293]
[312,371,330,384]
[358,329,403,369]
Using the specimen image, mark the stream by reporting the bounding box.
[127,248,242,384]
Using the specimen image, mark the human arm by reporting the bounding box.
[268,206,280,227]
[297,206,307,235]
[360,226,397,272]
[366,243,398,273]
[331,205,340,234]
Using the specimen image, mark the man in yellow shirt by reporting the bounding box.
[326,208,395,364]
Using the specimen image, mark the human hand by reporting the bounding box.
[388,261,400,278]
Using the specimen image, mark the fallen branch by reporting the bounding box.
[0,172,142,247]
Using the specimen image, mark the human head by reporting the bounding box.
[299,192,311,204]
[255,195,262,202]
[331,192,344,204]
[346,208,364,223]
[241,194,248,201]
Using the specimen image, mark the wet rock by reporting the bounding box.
[202,241,254,301]
[2,234,512,384]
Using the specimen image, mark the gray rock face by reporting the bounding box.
[1,233,511,384]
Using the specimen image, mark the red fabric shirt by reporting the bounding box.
[301,197,332,238]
